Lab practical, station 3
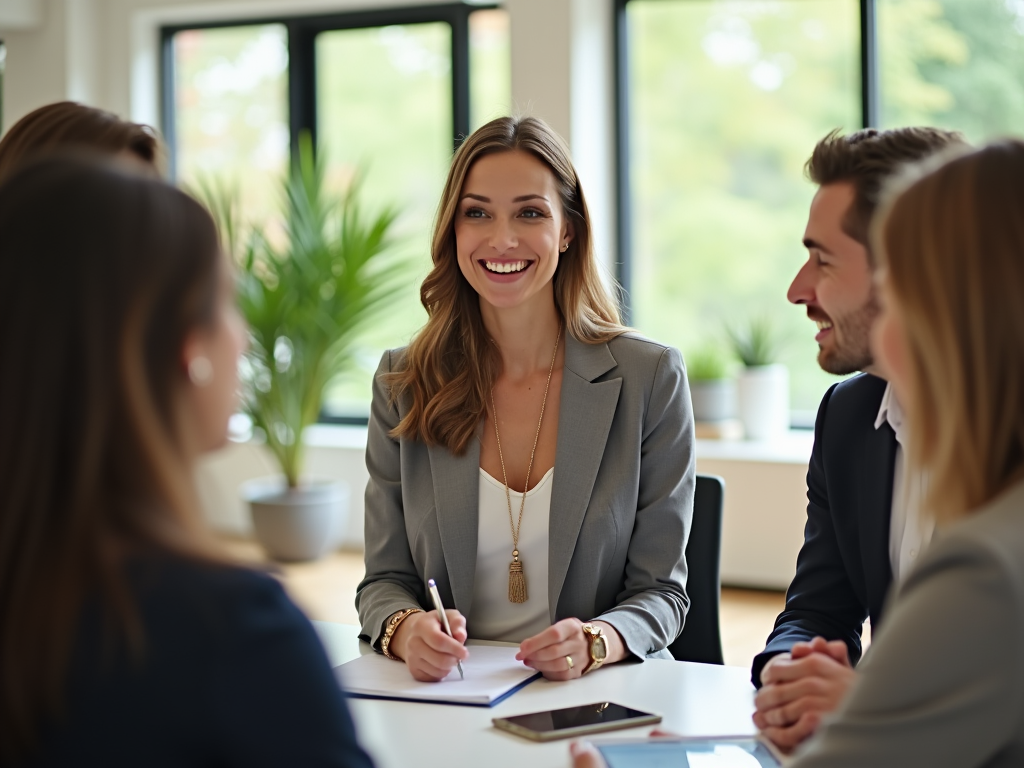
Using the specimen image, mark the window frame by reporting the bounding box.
[613,0,878,427]
[611,0,879,323]
[159,2,500,426]
[159,2,498,180]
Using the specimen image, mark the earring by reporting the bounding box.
[560,243,569,252]
[188,356,214,387]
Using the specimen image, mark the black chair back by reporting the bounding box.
[668,474,725,664]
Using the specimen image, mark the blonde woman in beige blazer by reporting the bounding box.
[356,116,694,684]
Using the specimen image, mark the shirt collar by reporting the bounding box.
[874,381,905,444]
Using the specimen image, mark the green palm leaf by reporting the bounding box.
[195,134,408,487]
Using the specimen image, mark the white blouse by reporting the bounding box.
[875,383,935,582]
[468,467,553,643]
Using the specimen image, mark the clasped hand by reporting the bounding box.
[516,618,593,681]
[753,637,856,751]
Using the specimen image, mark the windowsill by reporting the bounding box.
[264,423,814,466]
[303,423,372,450]
[695,430,813,465]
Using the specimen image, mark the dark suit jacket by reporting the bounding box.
[751,373,897,687]
[26,557,374,768]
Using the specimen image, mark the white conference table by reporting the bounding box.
[313,622,758,768]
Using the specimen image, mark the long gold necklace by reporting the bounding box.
[489,324,562,604]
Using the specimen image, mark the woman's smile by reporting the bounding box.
[480,258,534,281]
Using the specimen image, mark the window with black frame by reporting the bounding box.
[617,0,1024,422]
[163,5,510,422]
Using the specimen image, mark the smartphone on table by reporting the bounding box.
[492,702,662,742]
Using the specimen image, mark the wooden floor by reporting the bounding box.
[223,538,785,669]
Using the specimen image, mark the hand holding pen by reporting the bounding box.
[428,579,464,680]
[388,581,468,682]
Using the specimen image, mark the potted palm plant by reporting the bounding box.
[202,138,404,560]
[727,316,789,441]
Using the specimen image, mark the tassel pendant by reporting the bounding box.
[508,550,528,603]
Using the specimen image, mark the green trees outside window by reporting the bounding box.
[625,0,1024,417]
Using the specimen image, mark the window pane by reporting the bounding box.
[879,0,1024,142]
[172,25,289,231]
[626,0,860,414]
[471,9,512,129]
[316,23,453,417]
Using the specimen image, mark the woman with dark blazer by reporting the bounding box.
[0,157,374,768]
[357,116,695,683]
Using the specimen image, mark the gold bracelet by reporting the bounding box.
[381,607,423,660]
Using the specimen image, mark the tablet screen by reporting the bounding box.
[598,737,782,768]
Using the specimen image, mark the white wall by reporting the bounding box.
[1,0,68,116]
[0,0,43,28]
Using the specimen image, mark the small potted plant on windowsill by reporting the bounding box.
[727,315,789,441]
[686,343,736,423]
[202,137,404,561]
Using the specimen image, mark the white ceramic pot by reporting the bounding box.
[736,364,790,440]
[689,379,736,422]
[242,477,348,562]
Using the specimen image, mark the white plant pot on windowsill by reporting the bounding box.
[737,364,789,441]
[689,378,736,423]
[242,477,348,562]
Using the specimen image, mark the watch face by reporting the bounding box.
[593,634,608,662]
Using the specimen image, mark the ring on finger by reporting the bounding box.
[565,655,574,671]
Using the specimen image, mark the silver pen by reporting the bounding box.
[427,578,464,680]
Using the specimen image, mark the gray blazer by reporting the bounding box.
[356,333,695,659]
[791,478,1024,767]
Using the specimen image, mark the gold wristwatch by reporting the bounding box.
[581,623,608,675]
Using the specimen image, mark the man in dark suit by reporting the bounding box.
[750,127,964,751]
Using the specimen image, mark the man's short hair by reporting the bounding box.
[806,127,965,254]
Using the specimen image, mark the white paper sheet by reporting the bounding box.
[334,644,540,706]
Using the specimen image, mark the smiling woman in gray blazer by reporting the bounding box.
[356,116,695,684]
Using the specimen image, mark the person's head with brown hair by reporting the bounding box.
[805,127,967,251]
[388,115,626,455]
[871,139,1024,524]
[788,127,966,375]
[0,155,246,761]
[0,101,161,183]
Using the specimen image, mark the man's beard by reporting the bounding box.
[817,294,880,375]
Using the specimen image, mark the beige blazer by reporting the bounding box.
[792,478,1024,767]
[356,333,695,659]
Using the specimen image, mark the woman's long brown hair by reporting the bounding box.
[388,116,627,455]
[873,139,1024,522]
[0,101,161,184]
[0,156,223,760]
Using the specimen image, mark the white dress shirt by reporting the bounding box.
[469,467,553,643]
[875,383,934,582]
